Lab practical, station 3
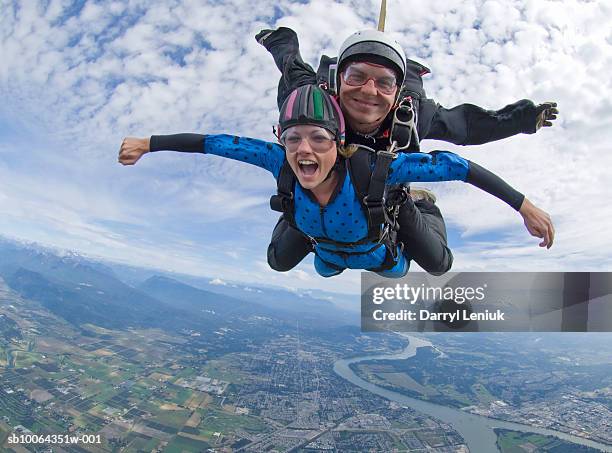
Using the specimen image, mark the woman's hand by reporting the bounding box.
[519,198,555,248]
[119,137,150,165]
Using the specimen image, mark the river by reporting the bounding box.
[333,335,611,452]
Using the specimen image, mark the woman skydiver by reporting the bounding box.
[119,84,554,278]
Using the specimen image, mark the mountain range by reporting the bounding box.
[0,236,359,332]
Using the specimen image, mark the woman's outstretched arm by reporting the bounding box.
[119,134,285,177]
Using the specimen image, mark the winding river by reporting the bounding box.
[333,335,611,452]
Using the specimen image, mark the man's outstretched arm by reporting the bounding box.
[422,99,559,145]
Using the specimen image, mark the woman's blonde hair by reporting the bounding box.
[337,144,359,159]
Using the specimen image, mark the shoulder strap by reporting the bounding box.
[364,150,396,238]
[270,160,297,227]
[400,58,430,100]
[347,146,397,240]
[346,146,372,201]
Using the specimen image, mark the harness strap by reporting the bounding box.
[346,147,373,201]
[346,146,388,240]
[317,241,384,255]
[270,160,297,227]
[270,145,407,273]
[311,235,378,247]
[368,241,405,273]
[364,148,396,240]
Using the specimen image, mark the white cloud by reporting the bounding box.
[1,0,611,296]
[292,269,313,282]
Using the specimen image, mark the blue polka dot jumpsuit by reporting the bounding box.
[203,134,470,278]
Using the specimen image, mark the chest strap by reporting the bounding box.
[347,146,401,243]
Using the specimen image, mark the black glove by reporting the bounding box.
[255,29,275,45]
[535,102,559,130]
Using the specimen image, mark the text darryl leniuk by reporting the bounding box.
[371,283,488,305]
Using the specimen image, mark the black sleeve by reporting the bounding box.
[423,99,539,145]
[150,134,205,153]
[257,27,317,109]
[466,161,525,211]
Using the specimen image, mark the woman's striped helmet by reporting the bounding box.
[278,85,345,146]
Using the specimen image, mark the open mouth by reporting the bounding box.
[298,159,319,177]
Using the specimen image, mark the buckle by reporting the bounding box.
[391,98,417,151]
[378,223,390,244]
[376,149,398,160]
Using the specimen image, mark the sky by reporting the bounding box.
[1,0,611,295]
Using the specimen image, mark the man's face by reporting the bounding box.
[338,62,399,133]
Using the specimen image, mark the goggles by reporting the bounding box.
[280,128,336,153]
[341,62,398,95]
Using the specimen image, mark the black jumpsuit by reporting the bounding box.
[261,28,540,274]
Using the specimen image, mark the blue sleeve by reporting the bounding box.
[387,151,525,210]
[204,134,285,178]
[387,151,470,184]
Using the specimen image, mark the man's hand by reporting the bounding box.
[519,198,555,248]
[535,102,559,130]
[119,137,150,165]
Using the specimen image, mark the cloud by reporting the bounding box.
[1,0,611,295]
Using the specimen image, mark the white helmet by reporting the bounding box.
[337,30,407,87]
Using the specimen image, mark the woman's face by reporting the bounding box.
[281,125,338,190]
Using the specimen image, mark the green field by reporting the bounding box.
[471,383,497,405]
[163,434,211,452]
[425,384,473,407]
[376,372,435,395]
[151,409,192,429]
[197,408,268,437]
[169,387,193,406]
[10,350,41,368]
[201,358,247,384]
[495,429,601,453]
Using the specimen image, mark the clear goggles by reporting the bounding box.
[280,127,336,153]
[341,62,398,95]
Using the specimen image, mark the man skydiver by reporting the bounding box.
[257,27,557,275]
